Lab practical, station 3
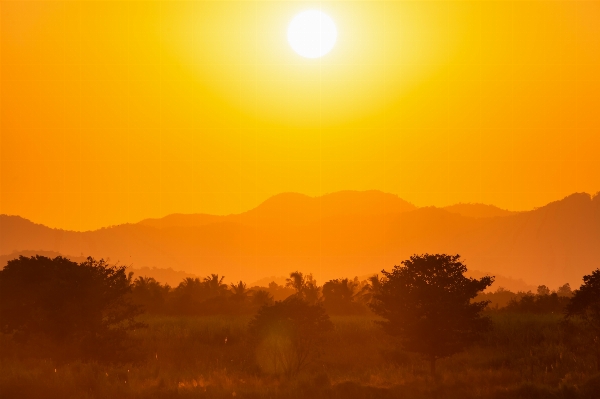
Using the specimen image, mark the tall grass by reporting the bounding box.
[1,313,599,398]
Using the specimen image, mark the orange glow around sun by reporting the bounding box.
[1,1,599,231]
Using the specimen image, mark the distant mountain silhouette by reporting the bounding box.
[443,203,517,218]
[1,191,598,289]
[138,190,416,229]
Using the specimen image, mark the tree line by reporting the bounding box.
[130,270,379,316]
[132,267,577,317]
[1,254,599,376]
[476,283,574,313]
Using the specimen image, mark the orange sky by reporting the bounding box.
[1,0,599,231]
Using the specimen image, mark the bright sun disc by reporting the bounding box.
[287,10,337,59]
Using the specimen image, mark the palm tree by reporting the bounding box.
[286,271,306,293]
[285,271,320,304]
[203,274,228,297]
[230,280,251,302]
[179,277,203,293]
[358,274,384,304]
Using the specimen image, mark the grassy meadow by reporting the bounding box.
[2,312,599,399]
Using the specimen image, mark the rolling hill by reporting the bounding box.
[1,191,598,289]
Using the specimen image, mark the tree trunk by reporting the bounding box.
[430,357,436,377]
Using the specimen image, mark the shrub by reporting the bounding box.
[248,296,332,376]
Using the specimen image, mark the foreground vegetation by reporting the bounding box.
[2,255,599,398]
[1,312,600,399]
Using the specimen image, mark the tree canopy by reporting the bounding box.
[370,254,493,374]
[566,269,600,331]
[566,268,600,369]
[0,255,144,361]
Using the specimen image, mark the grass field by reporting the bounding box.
[1,313,599,399]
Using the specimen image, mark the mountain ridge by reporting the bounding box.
[1,191,598,289]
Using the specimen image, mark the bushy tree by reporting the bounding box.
[537,285,551,296]
[0,256,144,361]
[371,254,493,375]
[557,283,573,297]
[249,296,332,376]
[566,268,600,369]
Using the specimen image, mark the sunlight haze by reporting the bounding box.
[1,1,599,231]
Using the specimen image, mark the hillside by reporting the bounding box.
[443,203,517,218]
[138,190,416,228]
[1,191,598,289]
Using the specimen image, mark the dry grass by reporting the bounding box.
[1,313,599,399]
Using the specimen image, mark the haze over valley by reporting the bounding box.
[2,190,598,290]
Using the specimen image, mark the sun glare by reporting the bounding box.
[287,10,337,59]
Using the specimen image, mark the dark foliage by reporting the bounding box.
[252,289,275,307]
[131,276,171,313]
[566,269,600,331]
[371,253,493,374]
[167,275,236,315]
[322,278,367,314]
[127,274,305,316]
[504,292,571,314]
[0,255,144,361]
[286,271,321,304]
[566,268,600,369]
[127,271,382,317]
[249,296,333,376]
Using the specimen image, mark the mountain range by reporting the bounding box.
[1,190,598,290]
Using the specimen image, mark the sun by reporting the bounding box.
[287,10,337,59]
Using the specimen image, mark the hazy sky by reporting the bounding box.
[1,1,599,231]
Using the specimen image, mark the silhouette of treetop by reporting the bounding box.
[566,268,600,332]
[371,253,493,375]
[0,255,144,360]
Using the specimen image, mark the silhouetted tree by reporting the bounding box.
[505,291,570,314]
[357,274,385,305]
[131,276,170,313]
[264,281,296,301]
[249,296,332,376]
[475,287,519,309]
[566,269,600,369]
[371,254,493,375]
[230,280,251,303]
[286,271,320,304]
[204,274,229,298]
[537,285,551,296]
[170,277,205,314]
[0,256,144,361]
[557,283,573,297]
[322,278,365,314]
[252,289,274,308]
